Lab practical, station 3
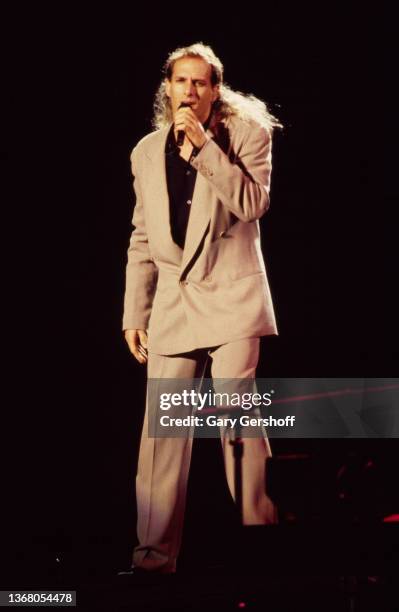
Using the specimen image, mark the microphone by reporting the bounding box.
[176,101,191,147]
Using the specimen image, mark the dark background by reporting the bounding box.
[5,4,396,586]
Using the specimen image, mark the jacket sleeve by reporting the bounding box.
[122,147,158,331]
[190,121,272,223]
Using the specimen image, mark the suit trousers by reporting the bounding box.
[132,337,277,573]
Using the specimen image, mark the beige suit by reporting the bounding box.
[122,114,278,354]
[123,113,278,572]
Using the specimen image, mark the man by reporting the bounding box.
[123,43,282,574]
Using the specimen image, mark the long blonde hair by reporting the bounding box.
[152,42,283,133]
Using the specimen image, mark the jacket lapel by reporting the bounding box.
[146,128,183,260]
[146,123,217,275]
[180,124,216,278]
[146,127,170,229]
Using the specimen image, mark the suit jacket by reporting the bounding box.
[122,113,278,355]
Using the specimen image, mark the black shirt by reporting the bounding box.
[164,115,211,249]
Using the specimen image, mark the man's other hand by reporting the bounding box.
[124,329,148,364]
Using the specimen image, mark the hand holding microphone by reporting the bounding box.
[174,102,209,149]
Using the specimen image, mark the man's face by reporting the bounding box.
[165,56,219,125]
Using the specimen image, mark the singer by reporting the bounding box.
[122,42,283,575]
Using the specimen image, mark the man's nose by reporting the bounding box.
[185,80,196,96]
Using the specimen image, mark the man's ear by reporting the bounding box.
[212,84,220,102]
[165,79,171,98]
